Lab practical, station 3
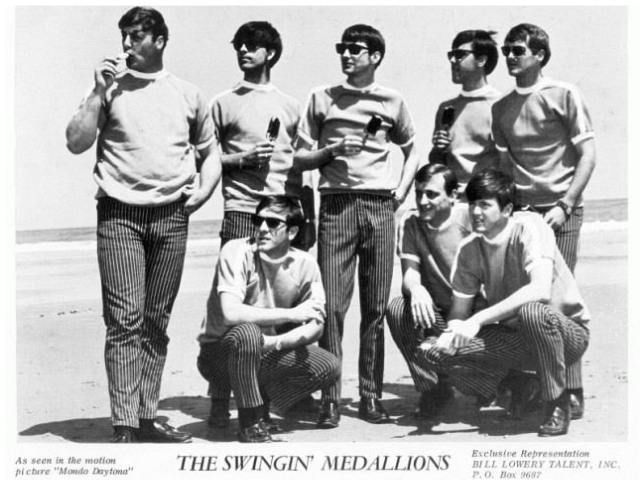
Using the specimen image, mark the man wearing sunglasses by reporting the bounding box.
[429,30,501,197]
[211,21,316,251]
[491,23,596,420]
[196,195,339,443]
[294,24,419,428]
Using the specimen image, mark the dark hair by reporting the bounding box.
[505,23,550,67]
[118,7,169,45]
[465,168,516,210]
[256,195,304,228]
[452,29,499,75]
[233,21,283,68]
[415,164,459,196]
[342,24,385,66]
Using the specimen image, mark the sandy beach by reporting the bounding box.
[15,224,627,444]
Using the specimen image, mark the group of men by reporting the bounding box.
[65,7,596,444]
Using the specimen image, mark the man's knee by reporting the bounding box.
[386,295,409,331]
[518,301,549,327]
[225,323,263,353]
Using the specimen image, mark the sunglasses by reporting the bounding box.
[447,49,474,63]
[252,215,287,230]
[335,43,369,55]
[501,45,529,57]
[232,40,263,52]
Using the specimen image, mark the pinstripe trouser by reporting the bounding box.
[386,295,447,392]
[318,193,396,401]
[197,323,340,412]
[97,197,189,427]
[419,302,588,401]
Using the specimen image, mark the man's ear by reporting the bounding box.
[267,49,276,64]
[154,35,165,50]
[503,202,514,216]
[475,54,487,68]
[370,51,382,67]
[287,225,300,242]
[534,49,546,64]
[450,189,459,203]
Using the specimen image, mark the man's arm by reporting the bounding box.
[401,258,436,329]
[543,139,597,229]
[220,142,274,170]
[262,319,324,352]
[184,142,222,214]
[293,136,364,172]
[392,142,420,206]
[220,292,324,328]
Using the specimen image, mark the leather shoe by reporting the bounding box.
[538,402,570,436]
[111,427,136,443]
[358,398,390,424]
[137,421,193,443]
[569,392,584,420]
[238,422,273,443]
[208,399,231,428]
[414,383,454,420]
[317,400,340,429]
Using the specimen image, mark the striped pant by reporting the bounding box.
[197,323,340,412]
[386,295,447,392]
[318,193,396,401]
[419,302,588,401]
[97,197,189,427]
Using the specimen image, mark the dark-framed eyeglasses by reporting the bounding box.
[335,43,369,56]
[232,39,262,52]
[252,215,287,230]
[501,45,528,57]
[447,49,474,63]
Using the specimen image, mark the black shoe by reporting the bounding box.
[137,421,193,443]
[414,384,455,420]
[569,391,585,420]
[538,397,571,437]
[358,398,390,424]
[208,399,231,428]
[111,426,136,443]
[317,400,340,429]
[238,422,273,443]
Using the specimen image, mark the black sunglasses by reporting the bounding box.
[501,45,528,57]
[252,215,287,230]
[447,49,474,63]
[335,43,369,55]
[232,40,262,52]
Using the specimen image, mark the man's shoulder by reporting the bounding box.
[219,237,256,262]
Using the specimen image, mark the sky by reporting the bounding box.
[11,5,627,231]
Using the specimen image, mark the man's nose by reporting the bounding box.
[123,35,132,49]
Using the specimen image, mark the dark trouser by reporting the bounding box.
[419,302,588,402]
[318,193,395,402]
[386,295,447,392]
[197,324,340,412]
[97,197,188,427]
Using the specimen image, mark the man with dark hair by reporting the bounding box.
[294,24,419,428]
[492,23,596,417]
[387,164,484,421]
[197,196,339,443]
[421,169,590,436]
[65,7,221,443]
[429,30,501,196]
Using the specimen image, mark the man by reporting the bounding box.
[421,169,590,436]
[211,21,315,250]
[208,20,316,427]
[65,7,221,443]
[196,196,340,443]
[492,23,596,417]
[294,24,419,428]
[429,30,501,195]
[387,164,484,420]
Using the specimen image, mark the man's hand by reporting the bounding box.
[543,206,567,231]
[182,184,210,215]
[432,130,452,152]
[261,335,277,353]
[328,134,365,157]
[289,299,325,324]
[94,55,126,96]
[444,319,480,350]
[409,284,437,329]
[243,141,274,168]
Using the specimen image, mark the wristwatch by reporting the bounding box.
[555,200,573,217]
[275,338,283,351]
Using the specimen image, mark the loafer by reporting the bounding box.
[111,427,136,443]
[538,404,570,436]
[208,399,231,428]
[317,400,340,429]
[569,392,584,420]
[414,383,454,420]
[137,421,193,443]
[260,415,284,434]
[358,398,390,424]
[238,422,273,443]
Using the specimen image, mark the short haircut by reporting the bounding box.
[118,6,169,45]
[465,168,516,210]
[505,23,551,67]
[342,24,386,66]
[233,21,283,68]
[415,164,459,196]
[256,195,305,228]
[452,29,499,75]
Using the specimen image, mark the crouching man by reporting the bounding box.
[196,195,339,443]
[420,169,590,436]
